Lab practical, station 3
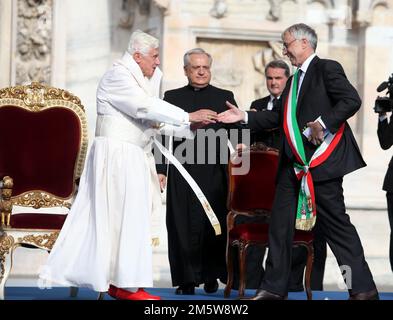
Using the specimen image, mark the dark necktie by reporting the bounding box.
[296,69,303,95]
[272,98,278,110]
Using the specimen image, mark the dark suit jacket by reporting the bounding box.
[249,96,281,149]
[378,115,393,192]
[247,56,366,182]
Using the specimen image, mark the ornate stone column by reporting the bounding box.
[13,0,54,85]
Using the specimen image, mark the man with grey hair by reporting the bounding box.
[218,23,378,300]
[40,30,217,300]
[156,48,243,295]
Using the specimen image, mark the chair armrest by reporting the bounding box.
[1,176,13,227]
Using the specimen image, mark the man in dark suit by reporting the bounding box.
[377,111,393,274]
[246,59,324,292]
[218,23,378,300]
[249,60,289,149]
[156,48,243,295]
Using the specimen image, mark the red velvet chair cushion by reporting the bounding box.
[229,223,269,242]
[229,151,278,212]
[229,223,313,244]
[10,213,67,230]
[0,106,81,197]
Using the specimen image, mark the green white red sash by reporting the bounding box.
[283,70,345,231]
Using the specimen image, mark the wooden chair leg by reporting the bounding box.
[304,243,314,300]
[224,243,234,298]
[238,241,247,297]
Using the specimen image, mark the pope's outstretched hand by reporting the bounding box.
[217,101,246,123]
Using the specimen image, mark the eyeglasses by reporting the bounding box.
[282,38,298,51]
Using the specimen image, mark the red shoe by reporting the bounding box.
[108,285,161,300]
[108,285,118,298]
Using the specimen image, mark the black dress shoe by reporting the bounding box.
[175,283,195,295]
[241,289,286,300]
[204,280,219,294]
[348,289,379,300]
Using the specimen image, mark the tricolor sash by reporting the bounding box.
[283,70,345,231]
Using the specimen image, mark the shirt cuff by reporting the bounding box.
[316,116,326,129]
[241,111,248,124]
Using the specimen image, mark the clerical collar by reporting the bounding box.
[188,84,209,91]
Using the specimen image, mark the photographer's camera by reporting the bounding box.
[374,73,393,113]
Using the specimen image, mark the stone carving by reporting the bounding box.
[361,0,389,26]
[266,0,298,21]
[307,0,334,9]
[212,68,243,87]
[153,0,170,12]
[210,0,228,19]
[120,0,168,29]
[370,0,389,8]
[138,0,151,15]
[253,41,288,99]
[119,0,137,29]
[267,0,282,21]
[15,0,53,85]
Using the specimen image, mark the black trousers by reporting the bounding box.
[260,163,376,296]
[289,222,327,291]
[386,192,393,272]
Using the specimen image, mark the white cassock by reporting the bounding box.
[39,52,193,292]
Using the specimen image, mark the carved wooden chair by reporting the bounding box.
[0,82,88,299]
[224,144,314,300]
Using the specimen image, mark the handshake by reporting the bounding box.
[188,101,246,130]
[188,109,219,125]
[189,101,327,146]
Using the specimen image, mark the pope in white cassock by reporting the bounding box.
[39,30,217,300]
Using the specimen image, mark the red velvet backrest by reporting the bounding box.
[0,106,81,198]
[228,149,279,213]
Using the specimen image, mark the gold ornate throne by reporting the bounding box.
[0,82,88,299]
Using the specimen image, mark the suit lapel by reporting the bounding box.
[262,96,270,110]
[296,56,319,116]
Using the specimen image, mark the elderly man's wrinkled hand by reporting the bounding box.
[189,109,217,124]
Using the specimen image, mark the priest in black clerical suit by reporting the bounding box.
[156,48,243,295]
